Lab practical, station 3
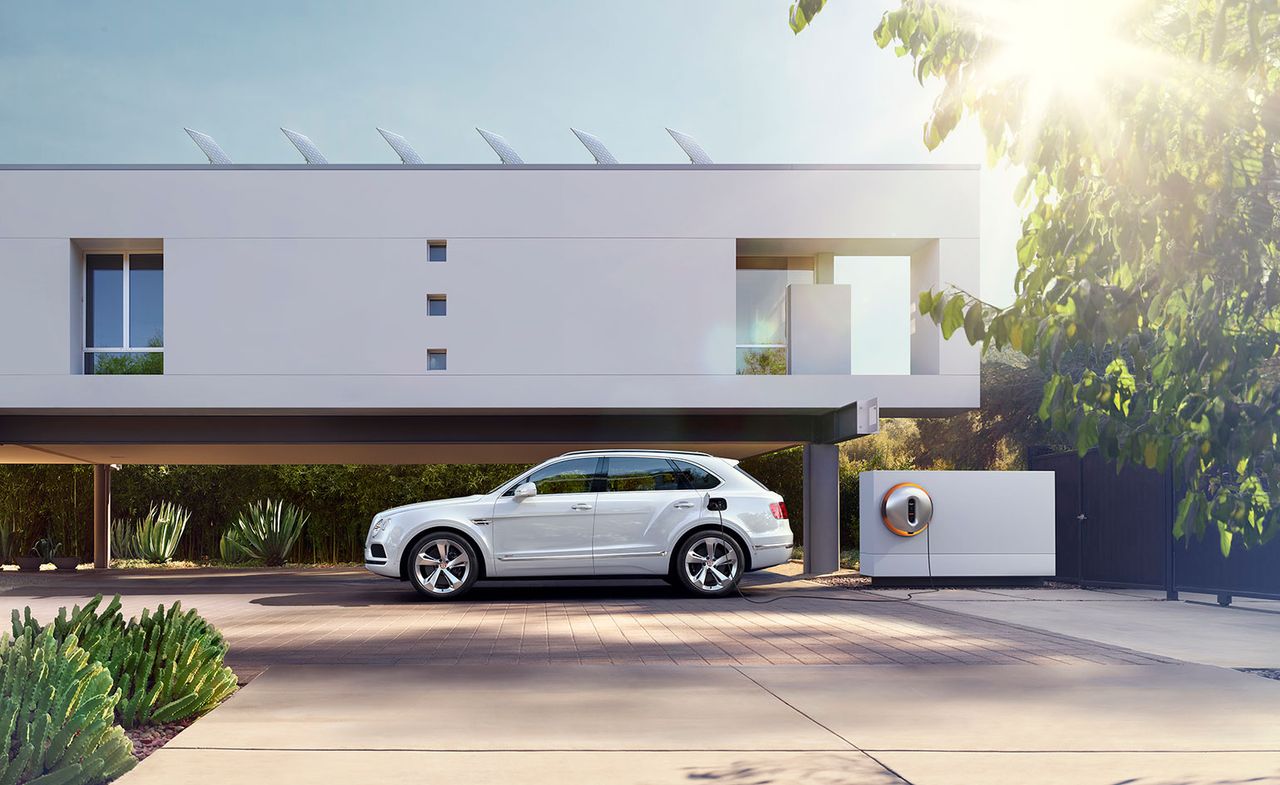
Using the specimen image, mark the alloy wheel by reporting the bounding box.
[414,538,471,595]
[683,535,740,592]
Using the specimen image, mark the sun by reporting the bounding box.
[952,0,1167,131]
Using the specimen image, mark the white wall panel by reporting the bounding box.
[860,470,1055,577]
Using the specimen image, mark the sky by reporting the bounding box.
[0,0,1022,313]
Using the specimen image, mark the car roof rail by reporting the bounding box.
[558,448,714,458]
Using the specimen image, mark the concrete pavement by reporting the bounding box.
[865,586,1280,667]
[118,663,1280,785]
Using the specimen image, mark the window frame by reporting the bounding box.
[426,349,448,371]
[427,241,447,262]
[427,294,447,316]
[82,249,165,373]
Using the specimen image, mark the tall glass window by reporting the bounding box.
[834,256,911,375]
[84,252,164,374]
[735,257,813,374]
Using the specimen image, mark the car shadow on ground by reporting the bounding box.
[249,579,720,607]
[1,565,809,608]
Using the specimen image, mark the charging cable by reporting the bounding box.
[705,495,939,605]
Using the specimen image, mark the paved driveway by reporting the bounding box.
[5,567,1279,784]
[1,567,1166,668]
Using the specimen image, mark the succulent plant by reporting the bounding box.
[13,594,238,729]
[32,537,62,561]
[111,502,191,563]
[222,499,309,566]
[0,625,136,785]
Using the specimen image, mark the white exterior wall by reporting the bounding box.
[859,470,1055,577]
[165,237,734,376]
[0,165,980,416]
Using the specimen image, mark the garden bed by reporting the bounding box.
[2,594,240,783]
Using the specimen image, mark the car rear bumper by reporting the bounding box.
[749,540,793,570]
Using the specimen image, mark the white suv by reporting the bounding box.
[364,450,793,600]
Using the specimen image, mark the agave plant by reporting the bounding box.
[113,502,190,563]
[222,499,309,566]
[31,538,61,561]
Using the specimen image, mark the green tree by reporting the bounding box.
[793,0,1280,553]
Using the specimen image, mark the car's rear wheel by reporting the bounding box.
[674,531,743,597]
[406,532,479,600]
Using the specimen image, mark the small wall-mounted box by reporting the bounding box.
[859,470,1055,578]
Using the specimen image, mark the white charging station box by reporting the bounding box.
[859,471,1055,578]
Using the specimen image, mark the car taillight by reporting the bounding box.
[770,502,788,520]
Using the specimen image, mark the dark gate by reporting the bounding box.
[1029,447,1280,603]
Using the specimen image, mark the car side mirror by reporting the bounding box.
[514,482,538,500]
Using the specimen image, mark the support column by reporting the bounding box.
[802,443,840,575]
[93,464,111,569]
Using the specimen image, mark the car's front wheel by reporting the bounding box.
[406,532,479,600]
[673,531,743,597]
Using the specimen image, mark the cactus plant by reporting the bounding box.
[0,625,136,785]
[13,594,238,729]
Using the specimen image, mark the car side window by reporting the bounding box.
[604,457,683,492]
[521,458,601,495]
[672,460,721,490]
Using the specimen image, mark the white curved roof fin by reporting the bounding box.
[377,128,424,165]
[666,128,713,165]
[280,128,329,164]
[184,128,232,165]
[476,128,524,164]
[570,128,618,165]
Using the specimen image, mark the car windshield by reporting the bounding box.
[487,470,520,495]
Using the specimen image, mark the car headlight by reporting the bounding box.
[369,517,389,536]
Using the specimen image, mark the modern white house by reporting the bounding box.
[0,144,980,572]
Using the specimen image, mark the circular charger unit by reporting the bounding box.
[881,482,933,537]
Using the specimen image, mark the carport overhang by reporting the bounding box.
[0,402,911,465]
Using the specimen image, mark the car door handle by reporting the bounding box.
[570,503,593,511]
[673,502,695,509]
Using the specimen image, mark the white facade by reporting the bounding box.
[859,471,1056,578]
[0,164,980,465]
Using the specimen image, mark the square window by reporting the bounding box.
[428,242,447,262]
[427,349,447,371]
[427,295,447,316]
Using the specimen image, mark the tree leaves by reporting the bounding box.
[940,295,966,339]
[788,0,828,33]
[793,0,1280,553]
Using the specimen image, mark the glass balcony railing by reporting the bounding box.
[736,345,788,375]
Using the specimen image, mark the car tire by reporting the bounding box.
[673,530,744,598]
[405,531,480,600]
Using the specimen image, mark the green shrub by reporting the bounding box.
[12,594,238,729]
[112,502,190,563]
[223,499,309,566]
[0,516,21,563]
[0,625,136,785]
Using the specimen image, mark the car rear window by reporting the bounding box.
[672,460,721,490]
